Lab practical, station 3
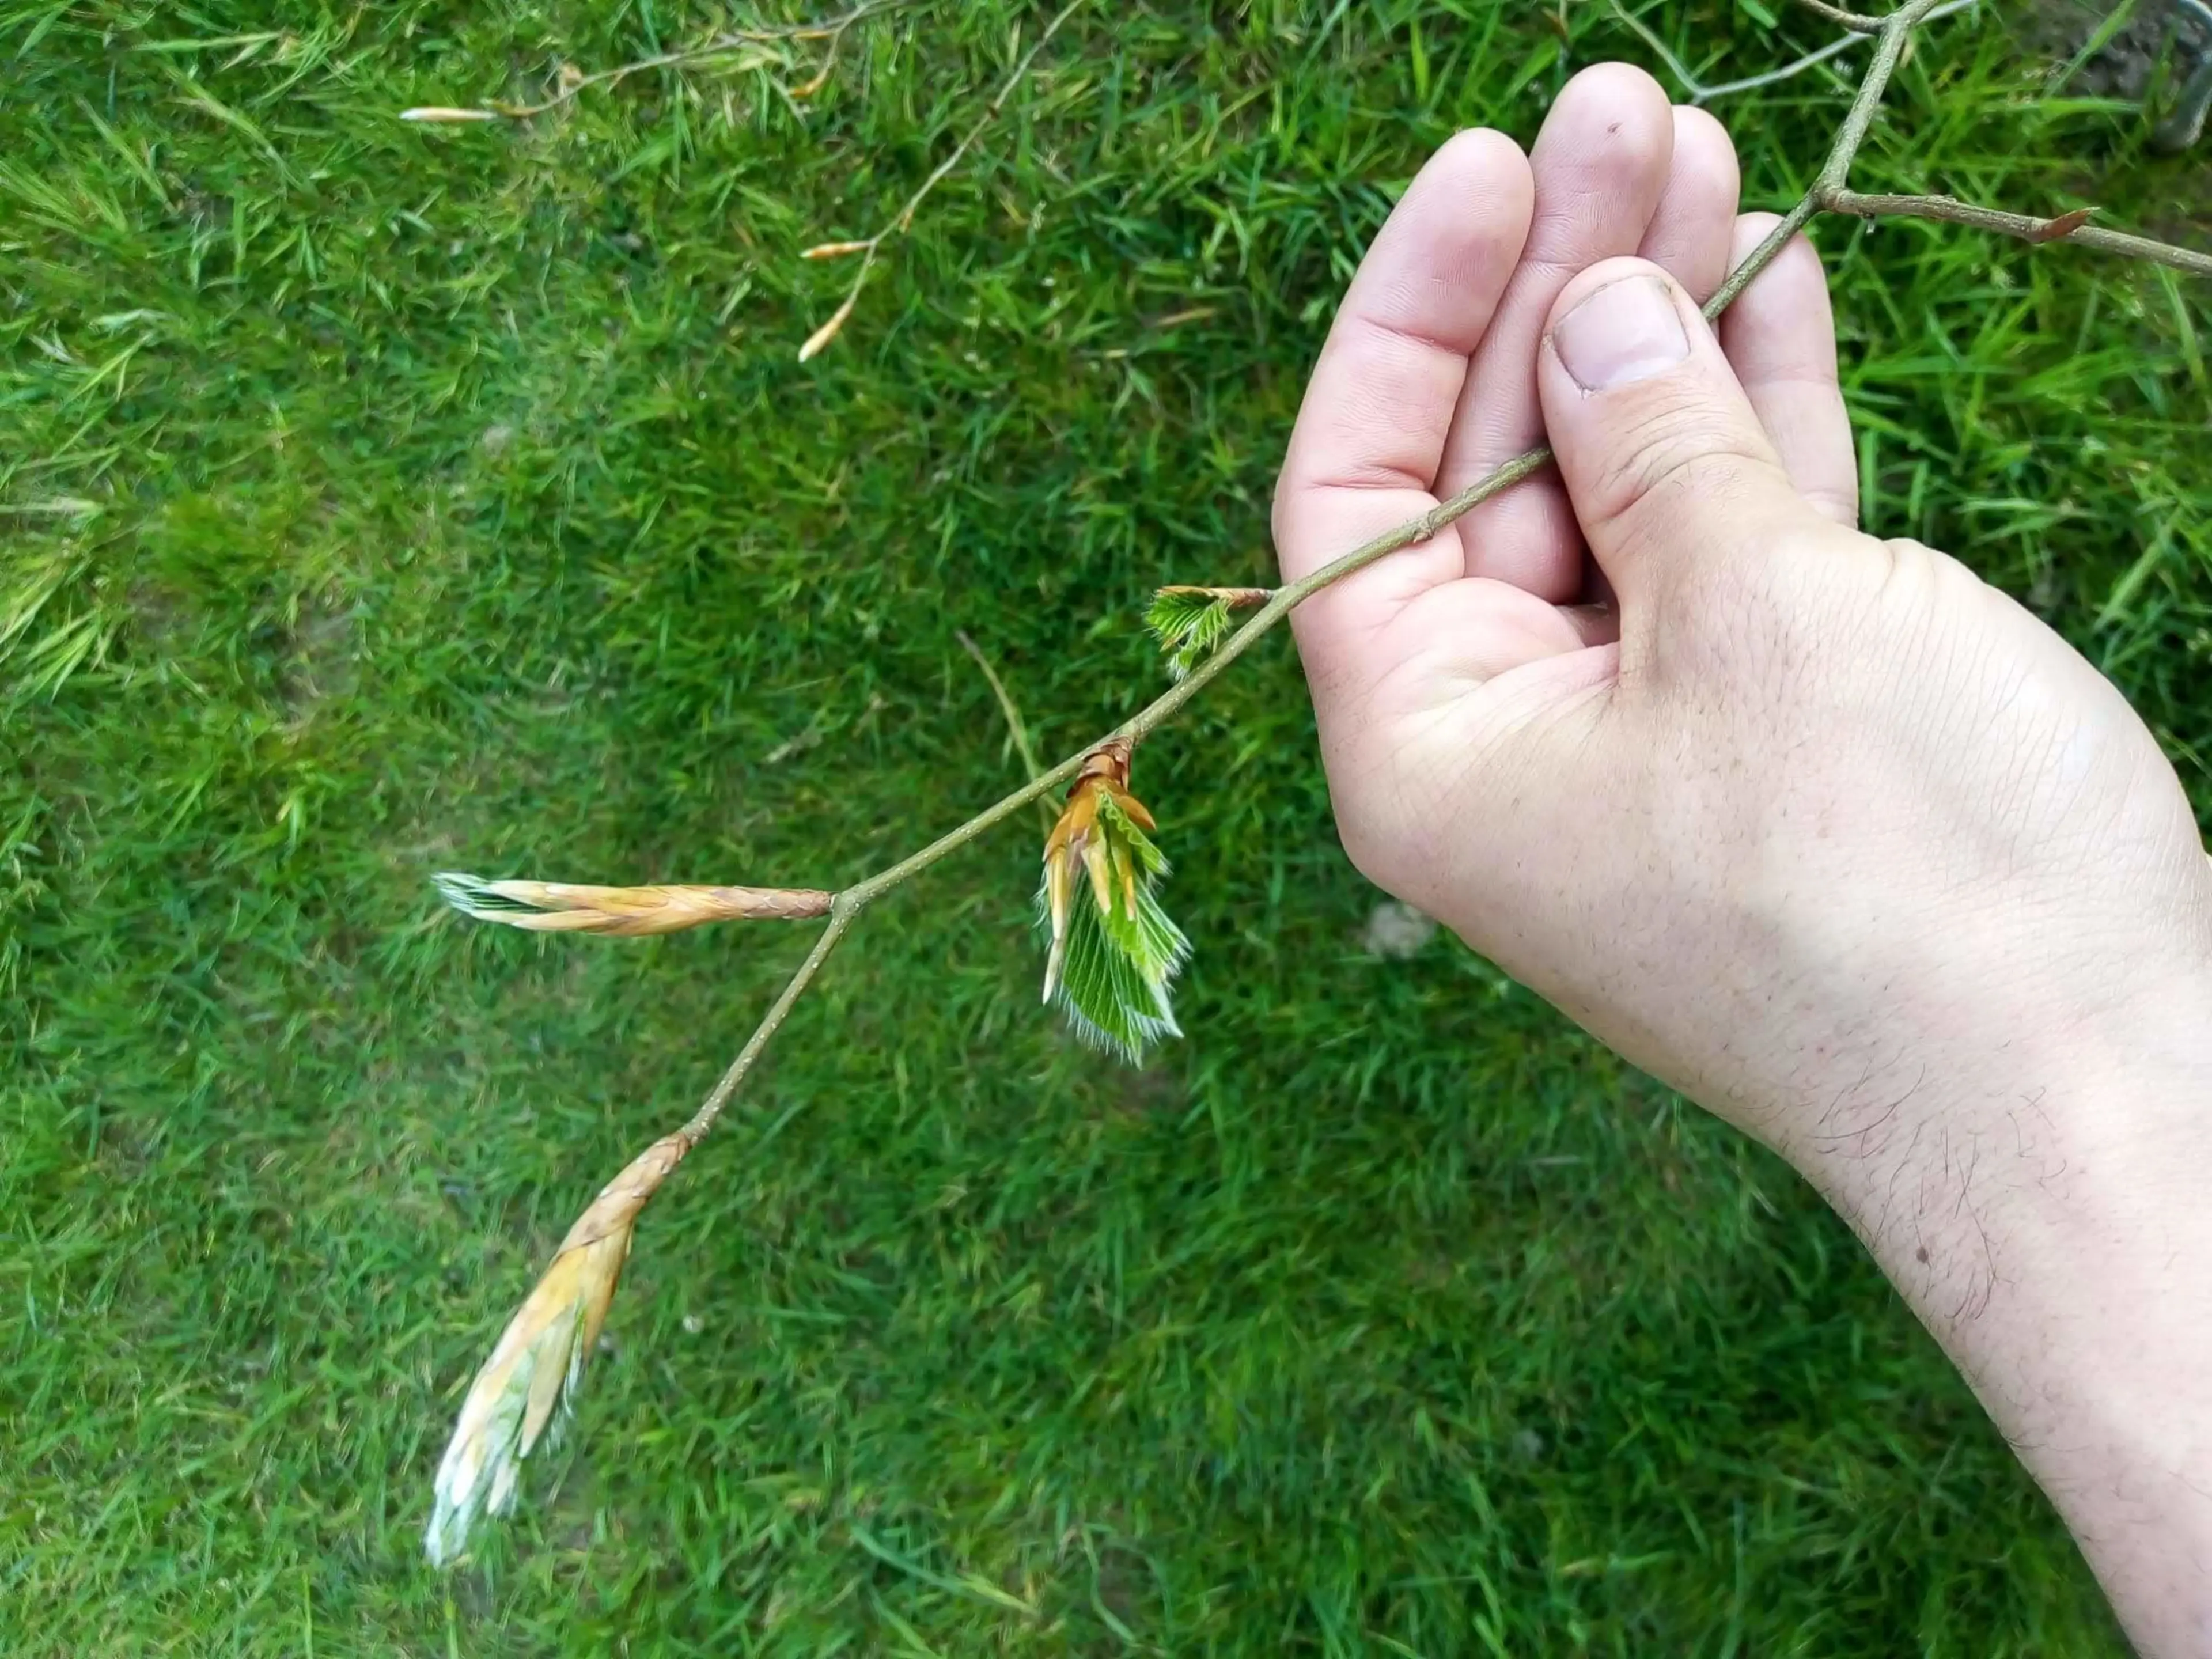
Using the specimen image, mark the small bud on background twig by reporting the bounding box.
[425,1132,691,1566]
[435,873,833,935]
[2028,206,2094,244]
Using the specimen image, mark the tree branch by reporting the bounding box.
[622,0,2212,1170]
[1815,0,1947,186]
[1826,191,2212,277]
[677,906,858,1143]
[432,0,2212,1560]
[679,0,2205,1174]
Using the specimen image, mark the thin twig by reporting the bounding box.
[1826,190,2212,275]
[1793,0,1887,31]
[1817,0,1950,184]
[1609,0,1979,104]
[1156,585,1272,605]
[797,0,1083,360]
[956,629,1052,827]
[678,907,855,1143]
[1800,1,2212,269]
[1705,195,1827,317]
[1609,0,1856,102]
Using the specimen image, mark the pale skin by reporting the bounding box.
[1274,65,2212,1653]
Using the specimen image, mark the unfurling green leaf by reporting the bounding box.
[1038,743,1187,1064]
[1145,589,1235,681]
[1037,793,1188,1062]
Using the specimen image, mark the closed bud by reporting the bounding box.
[435,873,833,935]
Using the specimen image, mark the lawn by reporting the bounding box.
[4,0,2207,1652]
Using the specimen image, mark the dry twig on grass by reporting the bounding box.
[400,0,1086,361]
[399,0,915,123]
[795,0,1083,359]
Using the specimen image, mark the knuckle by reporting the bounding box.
[1873,535,1980,603]
[1582,393,1778,551]
[1647,525,1863,690]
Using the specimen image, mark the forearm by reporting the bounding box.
[1819,997,2212,1655]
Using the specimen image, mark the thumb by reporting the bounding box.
[1537,257,1819,597]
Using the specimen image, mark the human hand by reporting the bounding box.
[1272,65,2212,1649]
[1272,63,2209,1195]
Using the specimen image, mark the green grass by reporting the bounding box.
[4,1,2207,1652]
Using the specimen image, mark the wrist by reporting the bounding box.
[1837,980,2212,1657]
[1831,965,2212,1366]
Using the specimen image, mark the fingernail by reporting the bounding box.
[1551,276,1688,391]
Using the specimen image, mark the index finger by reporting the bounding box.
[1271,130,1533,675]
